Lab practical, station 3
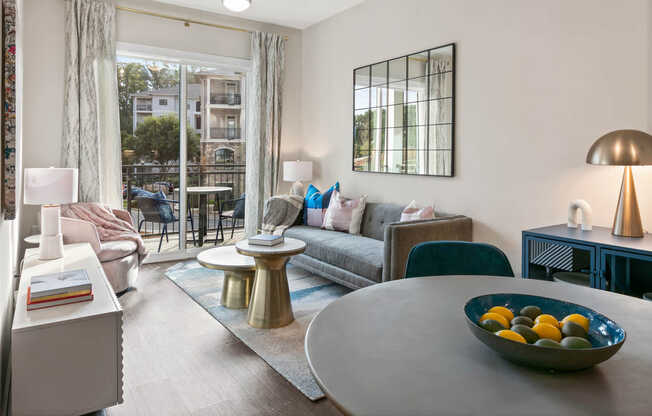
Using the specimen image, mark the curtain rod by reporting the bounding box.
[116,6,289,41]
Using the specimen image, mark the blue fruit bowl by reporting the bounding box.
[464,293,626,371]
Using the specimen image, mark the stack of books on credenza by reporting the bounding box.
[27,269,93,310]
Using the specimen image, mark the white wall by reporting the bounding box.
[300,0,651,273]
[20,0,303,246]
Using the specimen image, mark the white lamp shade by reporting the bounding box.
[24,168,78,205]
[222,0,251,12]
[283,161,313,182]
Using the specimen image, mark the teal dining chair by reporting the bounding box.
[405,241,514,278]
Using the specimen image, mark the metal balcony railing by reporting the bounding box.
[210,93,241,105]
[136,104,152,111]
[210,127,241,140]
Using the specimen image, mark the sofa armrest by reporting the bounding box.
[60,217,102,254]
[112,208,134,226]
[383,215,472,282]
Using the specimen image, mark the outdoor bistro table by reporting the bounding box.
[305,276,652,416]
[180,186,232,246]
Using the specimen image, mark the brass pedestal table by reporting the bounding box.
[197,246,255,309]
[235,238,306,328]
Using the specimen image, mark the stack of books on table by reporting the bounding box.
[248,234,284,246]
[27,269,93,310]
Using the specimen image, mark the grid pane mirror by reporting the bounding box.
[353,44,454,176]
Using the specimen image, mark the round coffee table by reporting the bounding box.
[196,246,255,309]
[235,237,306,329]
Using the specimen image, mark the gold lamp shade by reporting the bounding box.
[586,129,652,237]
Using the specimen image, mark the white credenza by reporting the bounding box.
[12,243,123,416]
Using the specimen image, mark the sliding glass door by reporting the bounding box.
[117,51,247,258]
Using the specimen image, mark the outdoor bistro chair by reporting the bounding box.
[217,193,245,242]
[135,195,196,252]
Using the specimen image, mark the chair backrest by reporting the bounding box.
[405,241,514,278]
[233,193,245,219]
[136,196,175,224]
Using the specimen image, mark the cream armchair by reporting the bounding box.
[60,209,139,293]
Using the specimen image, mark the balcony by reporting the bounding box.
[136,104,152,111]
[210,93,241,105]
[210,127,241,140]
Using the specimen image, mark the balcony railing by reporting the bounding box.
[210,127,241,140]
[122,163,246,239]
[210,93,241,105]
[136,104,152,111]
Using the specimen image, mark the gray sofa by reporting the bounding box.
[284,203,472,289]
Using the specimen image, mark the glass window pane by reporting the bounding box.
[387,80,406,105]
[354,126,369,151]
[388,57,407,83]
[387,104,404,128]
[370,86,387,108]
[408,51,428,79]
[370,107,387,130]
[371,62,387,87]
[370,127,386,153]
[429,46,453,75]
[354,109,370,133]
[429,72,453,99]
[429,98,453,124]
[387,127,405,150]
[355,88,370,110]
[429,124,452,149]
[405,101,428,126]
[406,126,427,149]
[407,76,427,103]
[427,150,453,176]
[355,66,370,89]
[386,150,406,173]
[370,151,388,173]
[406,150,420,174]
[353,153,370,171]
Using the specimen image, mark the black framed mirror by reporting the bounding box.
[353,43,455,176]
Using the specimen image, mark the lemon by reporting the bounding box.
[535,314,560,328]
[532,323,562,342]
[479,312,509,329]
[560,314,590,333]
[488,306,514,322]
[496,330,527,343]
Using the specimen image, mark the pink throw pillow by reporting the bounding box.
[400,200,435,222]
[322,191,367,234]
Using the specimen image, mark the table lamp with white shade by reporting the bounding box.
[24,168,78,260]
[283,160,313,196]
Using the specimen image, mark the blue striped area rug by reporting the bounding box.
[165,260,351,401]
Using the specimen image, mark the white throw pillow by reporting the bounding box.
[322,190,367,234]
[400,200,435,222]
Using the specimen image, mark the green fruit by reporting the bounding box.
[561,336,592,349]
[480,319,506,332]
[534,338,562,348]
[561,321,588,339]
[510,324,539,344]
[520,305,542,320]
[511,316,534,328]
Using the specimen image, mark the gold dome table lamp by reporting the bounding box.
[586,129,652,237]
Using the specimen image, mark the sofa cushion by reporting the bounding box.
[360,203,405,241]
[98,240,138,263]
[284,225,384,282]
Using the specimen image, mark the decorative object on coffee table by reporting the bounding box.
[197,246,255,309]
[236,237,306,328]
[586,129,652,237]
[567,199,592,231]
[24,167,78,260]
[353,43,455,176]
[283,160,312,196]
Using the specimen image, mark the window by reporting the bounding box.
[196,101,201,112]
[215,148,234,164]
[159,98,168,106]
[195,116,201,130]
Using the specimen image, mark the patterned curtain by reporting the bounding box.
[61,0,122,207]
[1,0,16,220]
[244,32,286,236]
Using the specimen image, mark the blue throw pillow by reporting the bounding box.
[153,191,175,223]
[303,182,340,227]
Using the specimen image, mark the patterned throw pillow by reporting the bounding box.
[322,190,367,234]
[303,182,340,227]
[400,200,435,222]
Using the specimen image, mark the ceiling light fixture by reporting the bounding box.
[222,0,251,13]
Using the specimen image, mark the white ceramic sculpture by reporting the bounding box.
[568,199,593,231]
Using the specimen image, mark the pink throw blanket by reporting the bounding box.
[61,202,148,263]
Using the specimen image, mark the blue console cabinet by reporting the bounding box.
[522,224,652,296]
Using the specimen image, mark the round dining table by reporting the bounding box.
[305,276,652,416]
[181,186,232,246]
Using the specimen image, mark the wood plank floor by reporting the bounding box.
[107,262,343,416]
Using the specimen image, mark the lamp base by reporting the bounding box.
[39,204,65,260]
[612,166,644,238]
[289,180,305,197]
[39,234,64,260]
